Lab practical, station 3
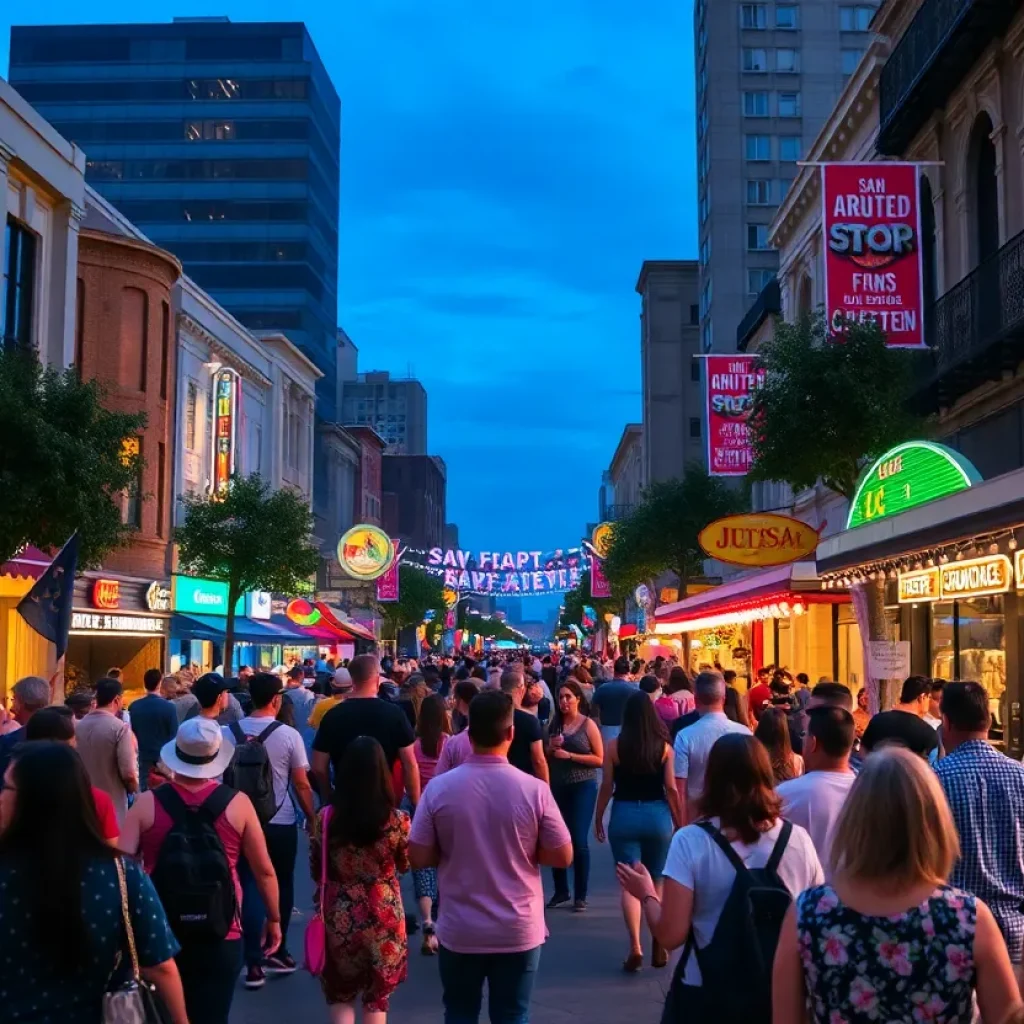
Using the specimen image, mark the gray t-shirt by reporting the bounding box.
[222,716,309,826]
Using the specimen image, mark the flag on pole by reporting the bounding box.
[17,533,79,658]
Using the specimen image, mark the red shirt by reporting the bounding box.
[91,786,119,841]
[748,683,773,721]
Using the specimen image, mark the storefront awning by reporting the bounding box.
[172,614,313,645]
[314,602,376,642]
[653,562,845,634]
[268,614,348,644]
[0,545,54,581]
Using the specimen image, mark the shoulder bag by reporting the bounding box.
[304,805,333,976]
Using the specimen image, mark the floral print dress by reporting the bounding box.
[311,808,410,1011]
[796,884,977,1024]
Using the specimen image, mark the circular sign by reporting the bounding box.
[337,525,395,581]
[591,522,614,559]
[442,586,459,609]
[698,513,820,568]
[286,598,321,627]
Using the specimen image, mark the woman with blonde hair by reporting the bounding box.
[773,745,1022,1024]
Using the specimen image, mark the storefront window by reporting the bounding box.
[930,602,956,681]
[958,596,1006,740]
[837,604,865,690]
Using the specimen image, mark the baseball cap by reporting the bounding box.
[193,673,230,709]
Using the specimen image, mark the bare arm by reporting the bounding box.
[569,720,603,768]
[536,842,574,869]
[409,841,440,869]
[312,749,332,801]
[118,791,152,857]
[663,747,683,829]
[975,898,1023,1024]
[617,864,694,950]
[529,740,550,784]
[140,959,188,1024]
[290,765,315,822]
[677,778,689,826]
[399,744,421,806]
[772,905,809,1024]
[594,739,616,842]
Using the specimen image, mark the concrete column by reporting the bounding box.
[57,201,84,368]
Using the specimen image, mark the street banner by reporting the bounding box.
[821,162,926,348]
[376,560,399,602]
[705,355,764,477]
[590,555,611,599]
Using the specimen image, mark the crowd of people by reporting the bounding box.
[1,649,1023,1024]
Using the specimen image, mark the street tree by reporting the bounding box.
[749,314,927,707]
[559,569,617,633]
[603,465,746,599]
[378,563,446,644]
[176,473,320,675]
[0,348,147,566]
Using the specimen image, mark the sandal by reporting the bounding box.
[623,951,644,973]
[421,924,438,956]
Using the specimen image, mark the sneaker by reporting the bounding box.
[546,893,571,909]
[244,965,266,990]
[263,952,297,974]
[573,899,588,913]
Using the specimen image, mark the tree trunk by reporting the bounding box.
[850,576,890,714]
[224,582,239,680]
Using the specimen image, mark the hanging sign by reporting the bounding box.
[1016,550,1024,589]
[705,355,765,477]
[591,523,614,559]
[337,524,395,581]
[699,513,821,567]
[867,640,911,679]
[897,567,941,603]
[590,555,611,599]
[847,442,982,529]
[822,162,926,348]
[211,368,240,496]
[91,578,122,610]
[376,561,400,603]
[940,555,1012,599]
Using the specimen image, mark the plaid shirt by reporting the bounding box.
[935,740,1024,962]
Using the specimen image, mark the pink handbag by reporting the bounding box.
[304,806,332,976]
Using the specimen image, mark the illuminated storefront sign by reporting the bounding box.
[91,578,121,610]
[337,524,395,581]
[211,368,240,496]
[71,612,166,635]
[172,576,269,617]
[145,581,171,612]
[1017,550,1024,589]
[286,598,322,626]
[847,442,982,529]
[897,567,941,603]
[699,513,820,568]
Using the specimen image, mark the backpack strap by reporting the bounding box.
[765,820,793,876]
[228,721,246,745]
[255,720,284,744]
[695,820,753,878]
[199,783,237,822]
[153,783,190,826]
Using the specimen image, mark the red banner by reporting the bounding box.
[822,162,926,348]
[376,561,399,602]
[705,355,764,477]
[590,555,611,599]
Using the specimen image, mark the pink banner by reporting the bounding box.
[590,555,611,599]
[705,354,764,477]
[376,561,399,602]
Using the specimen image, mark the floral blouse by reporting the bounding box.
[796,884,977,1024]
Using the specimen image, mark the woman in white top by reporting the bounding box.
[617,732,822,1018]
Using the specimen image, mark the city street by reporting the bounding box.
[230,834,674,1024]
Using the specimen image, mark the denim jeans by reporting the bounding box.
[551,778,598,900]
[175,938,242,1024]
[608,799,674,879]
[239,822,297,965]
[438,945,542,1024]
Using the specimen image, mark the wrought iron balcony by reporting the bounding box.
[914,229,1024,409]
[879,0,1022,155]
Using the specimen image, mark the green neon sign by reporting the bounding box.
[847,442,981,529]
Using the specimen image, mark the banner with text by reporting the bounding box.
[376,561,399,602]
[705,355,764,477]
[822,162,926,348]
[590,555,611,599]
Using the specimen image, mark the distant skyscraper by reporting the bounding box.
[340,371,428,455]
[694,0,879,351]
[9,17,341,417]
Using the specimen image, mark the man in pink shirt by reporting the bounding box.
[435,727,472,775]
[410,690,572,1023]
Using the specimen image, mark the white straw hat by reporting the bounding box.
[160,717,235,780]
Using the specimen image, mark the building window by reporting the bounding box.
[159,301,170,400]
[75,278,85,371]
[775,48,801,72]
[123,437,143,529]
[743,91,770,117]
[778,92,801,117]
[690,303,700,326]
[748,268,776,294]
[841,48,864,76]
[689,417,702,439]
[745,135,772,161]
[747,224,771,250]
[690,359,701,382]
[85,160,124,180]
[157,442,166,538]
[779,135,803,162]
[740,4,768,29]
[747,179,772,205]
[184,119,237,141]
[840,5,875,31]
[742,48,769,72]
[2,218,37,351]
[185,382,198,451]
[776,5,800,29]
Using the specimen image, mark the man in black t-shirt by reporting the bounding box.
[500,669,549,782]
[312,654,420,803]
[861,675,939,759]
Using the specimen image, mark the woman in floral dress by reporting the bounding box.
[311,736,409,1024]
[773,746,1021,1024]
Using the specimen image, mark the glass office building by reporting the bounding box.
[8,18,340,417]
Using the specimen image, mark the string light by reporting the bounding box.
[989,542,1000,555]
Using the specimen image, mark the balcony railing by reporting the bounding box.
[919,229,1024,403]
[879,0,1021,154]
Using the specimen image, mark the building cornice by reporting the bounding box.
[176,312,272,389]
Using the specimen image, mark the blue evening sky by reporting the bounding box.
[0,2,697,563]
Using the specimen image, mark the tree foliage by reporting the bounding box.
[377,563,446,640]
[0,349,147,566]
[749,315,925,499]
[559,569,617,632]
[602,466,746,597]
[176,473,320,673]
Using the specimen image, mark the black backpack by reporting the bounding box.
[663,820,793,1024]
[222,720,283,825]
[150,785,237,944]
